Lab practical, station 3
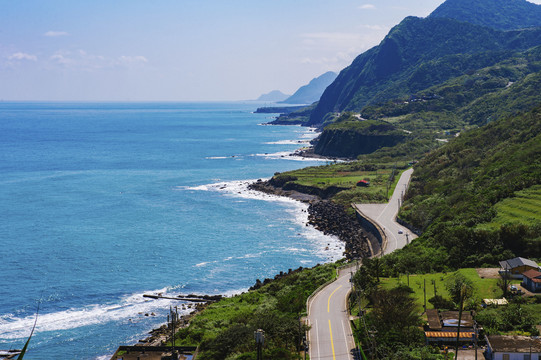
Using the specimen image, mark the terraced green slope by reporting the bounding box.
[490,185,541,226]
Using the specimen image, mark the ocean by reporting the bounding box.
[0,102,343,359]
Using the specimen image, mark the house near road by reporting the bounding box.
[522,269,541,293]
[424,309,476,346]
[485,335,541,360]
[499,257,540,279]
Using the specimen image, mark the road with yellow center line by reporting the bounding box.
[307,267,355,360]
[307,168,415,359]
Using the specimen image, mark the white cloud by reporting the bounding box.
[359,4,376,10]
[49,50,148,70]
[359,24,386,31]
[50,52,73,66]
[44,31,69,37]
[117,55,148,64]
[8,52,37,61]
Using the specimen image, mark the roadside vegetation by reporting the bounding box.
[350,259,541,359]
[172,262,343,360]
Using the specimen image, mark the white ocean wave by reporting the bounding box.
[264,140,310,145]
[0,288,194,340]
[94,356,112,360]
[179,179,344,262]
[252,151,330,162]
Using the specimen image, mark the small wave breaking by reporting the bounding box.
[178,179,344,263]
[0,288,194,340]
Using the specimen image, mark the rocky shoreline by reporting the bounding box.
[248,180,372,260]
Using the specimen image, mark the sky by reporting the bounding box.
[1,0,541,101]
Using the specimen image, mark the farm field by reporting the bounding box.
[489,185,541,227]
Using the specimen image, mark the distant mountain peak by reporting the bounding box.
[256,90,290,102]
[429,0,541,31]
[280,71,338,105]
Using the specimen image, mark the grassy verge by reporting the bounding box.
[172,261,343,359]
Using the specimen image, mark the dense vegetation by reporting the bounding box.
[429,0,541,31]
[174,263,341,360]
[313,114,406,158]
[351,260,541,359]
[309,42,541,158]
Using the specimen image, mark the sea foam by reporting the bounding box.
[0,288,193,340]
[178,179,344,263]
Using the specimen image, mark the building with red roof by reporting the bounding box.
[522,269,541,293]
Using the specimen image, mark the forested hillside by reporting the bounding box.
[308,11,541,127]
[429,0,541,30]
[382,106,541,273]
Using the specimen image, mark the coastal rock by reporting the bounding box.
[248,180,372,260]
[307,200,371,260]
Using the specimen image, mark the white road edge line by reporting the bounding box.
[341,319,352,360]
[316,319,320,360]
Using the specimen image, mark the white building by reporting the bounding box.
[485,335,541,360]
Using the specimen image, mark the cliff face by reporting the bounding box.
[314,129,405,158]
[312,119,406,158]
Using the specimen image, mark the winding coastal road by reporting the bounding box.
[354,167,417,255]
[306,168,416,359]
[307,266,356,360]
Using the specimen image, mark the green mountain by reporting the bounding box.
[361,45,541,127]
[280,71,337,105]
[429,0,541,31]
[309,42,541,159]
[308,16,541,127]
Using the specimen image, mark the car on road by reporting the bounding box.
[398,230,403,234]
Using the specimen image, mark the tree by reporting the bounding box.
[445,272,475,307]
[352,258,379,299]
[368,286,423,346]
[496,270,511,298]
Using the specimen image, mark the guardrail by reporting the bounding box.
[352,205,388,257]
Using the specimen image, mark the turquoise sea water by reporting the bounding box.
[0,102,343,359]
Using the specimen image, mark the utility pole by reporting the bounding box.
[474,322,478,360]
[255,329,265,360]
[455,285,466,360]
[503,264,509,298]
[423,279,427,312]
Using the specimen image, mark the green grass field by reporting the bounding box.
[490,185,541,227]
[380,268,508,309]
[284,163,407,204]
